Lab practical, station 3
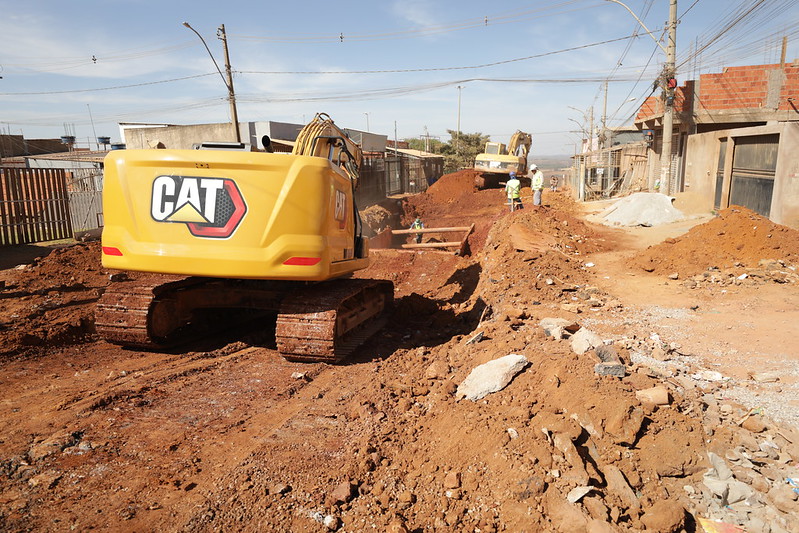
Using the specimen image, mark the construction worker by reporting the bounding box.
[410,216,424,243]
[505,171,523,211]
[529,164,545,206]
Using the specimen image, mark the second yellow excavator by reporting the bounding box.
[95,113,393,363]
[473,130,532,189]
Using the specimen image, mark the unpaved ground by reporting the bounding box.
[1,170,799,532]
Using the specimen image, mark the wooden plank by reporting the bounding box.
[459,223,475,256]
[57,169,74,239]
[0,170,11,245]
[392,226,471,235]
[11,169,31,244]
[30,168,45,242]
[401,241,463,249]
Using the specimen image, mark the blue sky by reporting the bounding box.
[2,0,798,155]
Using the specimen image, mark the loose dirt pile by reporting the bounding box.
[630,206,799,277]
[1,179,799,532]
[0,242,108,356]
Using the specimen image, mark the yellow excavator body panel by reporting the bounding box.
[101,149,369,281]
[473,152,525,175]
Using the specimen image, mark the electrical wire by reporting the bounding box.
[0,73,218,96]
[233,1,604,43]
[3,41,197,73]
[239,33,650,76]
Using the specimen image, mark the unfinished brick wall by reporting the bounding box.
[635,63,799,121]
[636,85,691,121]
[698,63,798,111]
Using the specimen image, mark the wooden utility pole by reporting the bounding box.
[218,24,241,143]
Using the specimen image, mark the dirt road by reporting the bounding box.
[1,170,798,532]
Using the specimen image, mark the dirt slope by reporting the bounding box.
[1,177,799,532]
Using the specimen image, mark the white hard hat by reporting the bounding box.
[529,163,538,170]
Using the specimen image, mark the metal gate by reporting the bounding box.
[386,157,402,195]
[714,138,728,210]
[0,167,72,245]
[67,170,104,234]
[729,134,778,217]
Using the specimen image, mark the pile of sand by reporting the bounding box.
[600,192,685,227]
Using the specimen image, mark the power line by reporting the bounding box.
[240,34,647,75]
[0,73,217,96]
[233,1,603,43]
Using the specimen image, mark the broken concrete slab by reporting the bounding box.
[571,328,603,355]
[593,344,626,378]
[456,354,529,401]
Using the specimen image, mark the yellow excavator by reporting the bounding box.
[95,113,393,363]
[473,130,532,189]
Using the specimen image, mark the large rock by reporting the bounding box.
[601,465,640,512]
[604,404,644,446]
[571,328,603,355]
[456,354,529,401]
[540,318,580,339]
[640,500,685,532]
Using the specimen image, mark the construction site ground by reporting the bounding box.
[1,169,799,532]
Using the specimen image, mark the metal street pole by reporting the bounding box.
[183,22,240,143]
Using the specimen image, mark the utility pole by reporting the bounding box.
[456,85,463,160]
[183,22,241,143]
[604,0,678,194]
[602,81,611,191]
[217,24,240,143]
[660,0,678,195]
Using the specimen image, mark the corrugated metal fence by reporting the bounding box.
[0,167,73,245]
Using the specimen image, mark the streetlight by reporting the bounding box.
[604,0,677,194]
[182,22,241,143]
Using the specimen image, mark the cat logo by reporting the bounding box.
[334,189,347,229]
[151,175,247,239]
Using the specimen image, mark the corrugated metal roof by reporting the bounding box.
[386,147,442,159]
[26,150,108,163]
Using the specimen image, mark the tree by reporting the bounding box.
[406,130,489,173]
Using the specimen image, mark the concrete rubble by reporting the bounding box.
[455,353,529,401]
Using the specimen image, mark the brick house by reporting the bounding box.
[634,61,799,227]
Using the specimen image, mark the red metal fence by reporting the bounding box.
[0,167,73,245]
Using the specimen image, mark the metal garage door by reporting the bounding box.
[730,134,778,217]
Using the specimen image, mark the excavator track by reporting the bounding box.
[275,279,393,363]
[96,275,393,363]
[95,275,204,349]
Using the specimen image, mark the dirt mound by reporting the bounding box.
[3,190,799,531]
[0,242,108,356]
[630,206,799,276]
[360,204,392,237]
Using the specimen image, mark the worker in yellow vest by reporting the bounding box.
[505,171,523,212]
